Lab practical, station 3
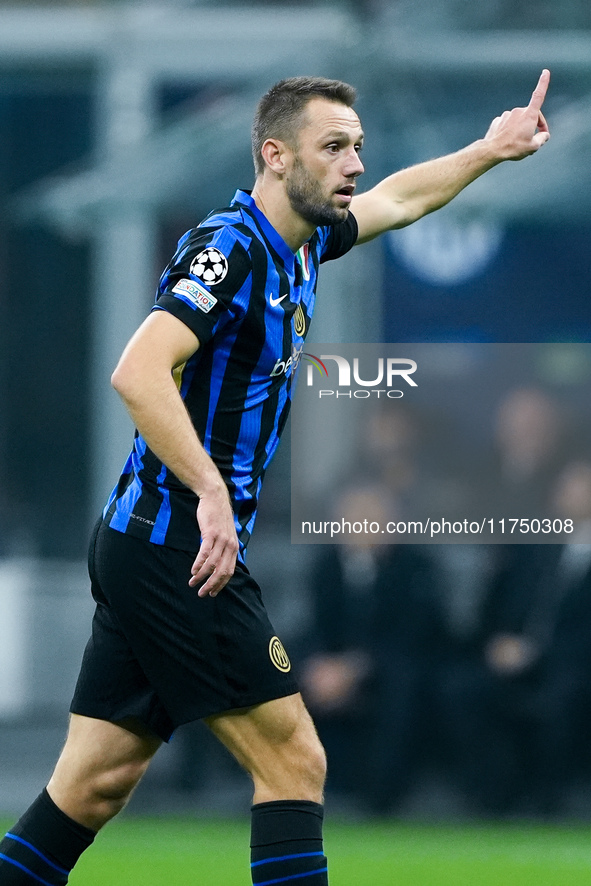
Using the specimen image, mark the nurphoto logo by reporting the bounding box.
[303,353,417,399]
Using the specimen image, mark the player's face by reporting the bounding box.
[285,98,364,226]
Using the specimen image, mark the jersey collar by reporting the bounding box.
[232,189,298,268]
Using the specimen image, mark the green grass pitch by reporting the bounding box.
[3,817,591,884]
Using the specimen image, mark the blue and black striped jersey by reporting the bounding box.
[103,189,358,561]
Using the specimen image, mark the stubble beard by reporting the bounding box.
[286,156,348,227]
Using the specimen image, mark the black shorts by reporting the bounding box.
[70,521,298,741]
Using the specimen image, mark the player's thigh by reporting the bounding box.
[49,713,161,794]
[205,693,326,778]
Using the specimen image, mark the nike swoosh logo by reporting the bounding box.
[270,293,289,307]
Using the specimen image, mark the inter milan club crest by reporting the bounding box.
[190,247,228,285]
[269,636,291,673]
[293,303,306,338]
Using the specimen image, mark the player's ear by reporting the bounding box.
[260,137,290,175]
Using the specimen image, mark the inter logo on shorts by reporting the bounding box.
[269,636,291,673]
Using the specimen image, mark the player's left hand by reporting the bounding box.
[484,68,551,161]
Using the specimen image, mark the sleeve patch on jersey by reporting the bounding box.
[190,247,229,285]
[172,278,218,313]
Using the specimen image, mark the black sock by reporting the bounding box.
[0,789,95,884]
[250,800,329,885]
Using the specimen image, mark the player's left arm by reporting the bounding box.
[351,69,550,245]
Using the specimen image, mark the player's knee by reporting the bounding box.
[277,724,326,795]
[283,711,327,789]
[299,732,327,790]
[89,759,148,815]
[300,737,327,793]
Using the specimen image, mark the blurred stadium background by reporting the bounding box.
[2,1,591,882]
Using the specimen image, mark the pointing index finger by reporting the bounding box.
[528,69,550,112]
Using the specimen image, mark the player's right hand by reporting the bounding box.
[189,490,239,597]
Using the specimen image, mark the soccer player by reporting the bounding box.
[0,72,550,885]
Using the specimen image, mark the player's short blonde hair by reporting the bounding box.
[251,76,357,176]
